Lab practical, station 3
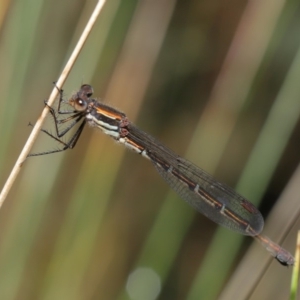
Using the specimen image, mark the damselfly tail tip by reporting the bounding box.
[254,234,295,267]
[275,252,295,267]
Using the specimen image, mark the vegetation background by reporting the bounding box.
[0,0,300,299]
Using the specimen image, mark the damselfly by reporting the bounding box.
[29,84,295,266]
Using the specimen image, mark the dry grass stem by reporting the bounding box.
[0,0,106,207]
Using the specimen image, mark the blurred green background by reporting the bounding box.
[1,0,300,299]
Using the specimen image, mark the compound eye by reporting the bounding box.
[74,98,88,111]
[80,84,94,98]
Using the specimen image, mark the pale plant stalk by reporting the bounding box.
[0,0,106,207]
[290,231,300,300]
